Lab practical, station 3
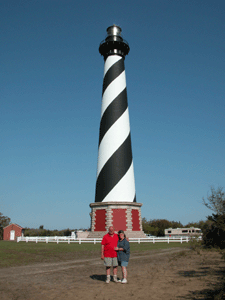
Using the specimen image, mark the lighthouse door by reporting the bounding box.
[10,230,15,240]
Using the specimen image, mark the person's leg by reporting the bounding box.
[112,257,120,282]
[122,266,127,279]
[106,266,111,276]
[113,267,121,282]
[121,265,127,283]
[113,266,117,276]
[104,258,112,283]
[106,267,111,283]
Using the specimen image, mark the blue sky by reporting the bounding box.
[1,0,225,230]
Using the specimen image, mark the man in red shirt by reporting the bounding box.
[101,226,119,283]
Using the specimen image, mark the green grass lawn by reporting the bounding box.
[0,241,189,268]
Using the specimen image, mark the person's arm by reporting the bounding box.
[123,240,130,254]
[115,239,123,251]
[116,241,126,251]
[101,245,104,260]
[115,247,123,251]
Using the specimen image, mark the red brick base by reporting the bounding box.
[88,202,146,238]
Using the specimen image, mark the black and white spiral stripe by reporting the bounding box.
[95,55,136,203]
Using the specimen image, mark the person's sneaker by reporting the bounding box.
[121,278,127,284]
[105,276,110,283]
[113,276,121,283]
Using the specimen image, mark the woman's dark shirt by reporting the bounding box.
[117,238,130,262]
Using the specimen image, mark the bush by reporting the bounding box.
[202,214,225,249]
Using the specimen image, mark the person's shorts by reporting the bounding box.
[104,257,118,267]
[118,261,128,267]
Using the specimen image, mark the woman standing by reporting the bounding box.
[115,230,130,284]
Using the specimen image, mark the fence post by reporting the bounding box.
[68,239,70,244]
[153,237,155,244]
[168,238,169,244]
[79,239,81,244]
[57,238,59,244]
[138,238,140,244]
[36,237,38,243]
[181,237,182,244]
[94,239,96,244]
[46,237,48,244]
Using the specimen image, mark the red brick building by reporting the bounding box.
[3,224,24,241]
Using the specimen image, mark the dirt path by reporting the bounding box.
[0,248,224,300]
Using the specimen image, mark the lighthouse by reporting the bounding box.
[89,25,145,238]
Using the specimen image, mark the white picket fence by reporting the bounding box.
[17,236,201,244]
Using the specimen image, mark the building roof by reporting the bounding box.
[3,223,24,230]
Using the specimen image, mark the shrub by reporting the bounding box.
[202,214,225,249]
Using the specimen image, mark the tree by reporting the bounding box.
[170,221,184,229]
[203,214,225,249]
[0,212,11,240]
[185,220,210,231]
[203,186,225,215]
[63,229,72,236]
[0,212,11,227]
[142,218,184,236]
[202,186,225,249]
[142,218,159,235]
[149,219,172,236]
